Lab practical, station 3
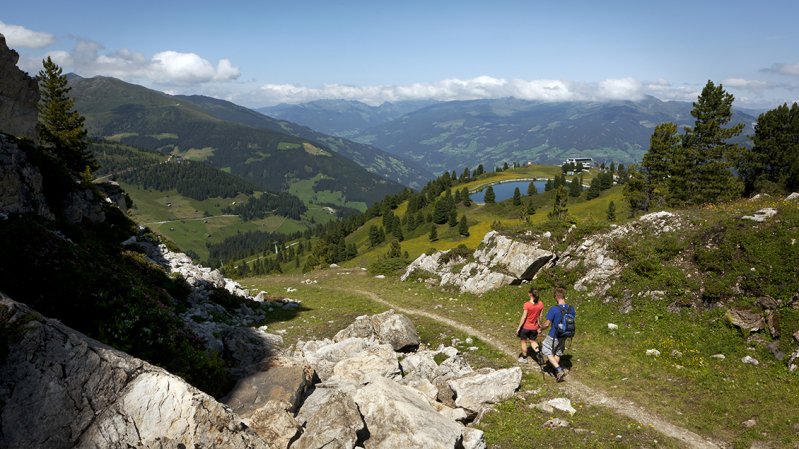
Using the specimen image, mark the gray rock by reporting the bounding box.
[0,34,39,141]
[788,348,799,373]
[741,208,777,222]
[461,427,487,449]
[402,231,555,295]
[742,355,760,366]
[447,367,522,413]
[757,296,780,310]
[727,308,765,333]
[786,192,799,201]
[0,134,54,219]
[331,343,401,383]
[223,358,315,416]
[546,397,577,415]
[400,350,440,381]
[334,310,420,352]
[247,400,301,449]
[294,378,360,427]
[292,389,366,449]
[352,375,464,449]
[0,295,270,449]
[399,377,439,402]
[543,418,571,428]
[296,337,372,381]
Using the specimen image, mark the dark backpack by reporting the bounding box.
[555,304,575,338]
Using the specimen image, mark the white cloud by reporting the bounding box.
[0,21,55,48]
[252,76,684,106]
[767,62,799,77]
[723,78,770,90]
[34,38,240,86]
[597,77,644,100]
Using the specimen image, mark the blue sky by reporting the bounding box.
[3,1,798,109]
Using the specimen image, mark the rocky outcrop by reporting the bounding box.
[0,33,39,141]
[0,294,271,449]
[0,134,54,219]
[402,231,555,295]
[559,211,682,295]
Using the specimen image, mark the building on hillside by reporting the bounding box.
[564,157,593,169]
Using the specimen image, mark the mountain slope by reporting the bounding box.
[258,99,436,137]
[177,95,433,189]
[68,75,405,206]
[347,96,756,174]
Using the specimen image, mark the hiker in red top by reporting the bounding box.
[516,287,545,364]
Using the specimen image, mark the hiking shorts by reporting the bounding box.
[518,328,539,340]
[541,335,566,357]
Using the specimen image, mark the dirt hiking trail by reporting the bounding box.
[335,286,725,449]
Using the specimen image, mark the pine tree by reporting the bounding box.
[673,80,744,204]
[512,187,522,205]
[607,201,617,221]
[448,208,458,227]
[484,185,496,204]
[37,57,98,176]
[548,186,568,220]
[525,200,536,215]
[458,215,469,236]
[568,178,582,197]
[738,102,799,194]
[429,225,438,241]
[544,179,553,192]
[527,181,538,196]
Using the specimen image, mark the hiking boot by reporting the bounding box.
[555,369,567,382]
[517,355,527,364]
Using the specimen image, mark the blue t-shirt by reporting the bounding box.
[546,303,575,338]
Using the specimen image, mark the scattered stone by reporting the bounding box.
[788,348,799,373]
[375,274,386,279]
[546,398,577,416]
[468,346,478,351]
[533,402,554,414]
[742,355,759,366]
[742,418,757,428]
[741,208,777,222]
[727,308,765,333]
[794,330,799,344]
[671,350,683,358]
[607,323,619,330]
[757,296,780,310]
[711,354,726,360]
[646,349,661,357]
[465,337,474,344]
[461,427,488,449]
[785,192,799,201]
[543,418,571,429]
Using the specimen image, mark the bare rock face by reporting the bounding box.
[0,134,54,219]
[0,33,39,141]
[727,308,766,333]
[0,294,270,449]
[402,230,555,295]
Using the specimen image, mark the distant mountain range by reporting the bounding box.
[260,96,758,175]
[67,75,428,206]
[258,99,437,138]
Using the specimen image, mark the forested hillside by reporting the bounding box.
[68,75,406,207]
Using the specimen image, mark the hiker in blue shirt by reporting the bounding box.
[540,287,575,382]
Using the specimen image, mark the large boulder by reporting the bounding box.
[294,337,373,381]
[447,367,522,413]
[0,295,270,449]
[352,375,465,449]
[334,309,420,352]
[726,308,766,333]
[248,400,301,449]
[292,387,367,449]
[223,357,315,416]
[331,343,402,383]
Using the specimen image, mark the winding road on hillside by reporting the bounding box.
[332,285,725,449]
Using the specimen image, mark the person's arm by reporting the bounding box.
[517,310,528,331]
